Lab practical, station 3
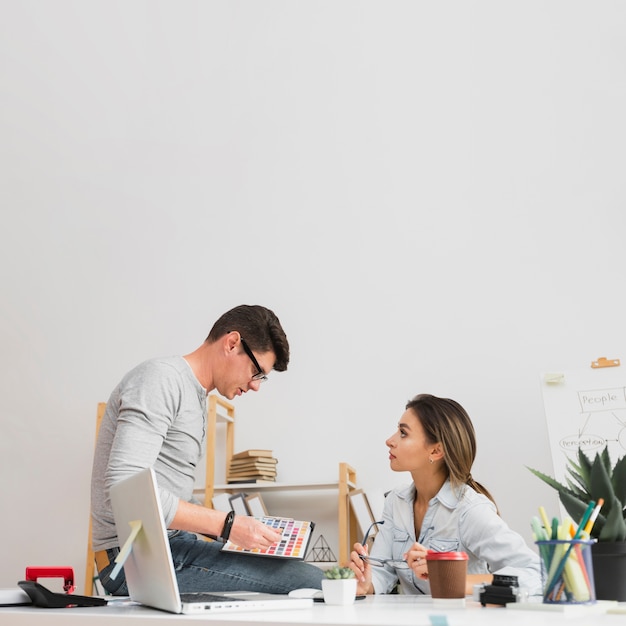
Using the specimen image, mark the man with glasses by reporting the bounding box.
[91,304,324,596]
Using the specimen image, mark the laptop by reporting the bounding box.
[109,467,313,614]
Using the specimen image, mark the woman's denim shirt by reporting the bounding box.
[369,480,542,595]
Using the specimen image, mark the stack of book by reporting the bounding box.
[227,449,278,484]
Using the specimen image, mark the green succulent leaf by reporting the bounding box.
[565,464,590,495]
[601,447,613,475]
[564,475,589,500]
[576,449,593,487]
[611,454,626,508]
[590,452,616,505]
[558,489,591,526]
[599,494,626,542]
[528,446,626,542]
[526,466,572,496]
[323,566,355,579]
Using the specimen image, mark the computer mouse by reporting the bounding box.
[288,588,323,599]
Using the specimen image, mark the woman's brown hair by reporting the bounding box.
[406,393,497,508]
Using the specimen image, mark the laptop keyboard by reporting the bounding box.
[180,592,249,603]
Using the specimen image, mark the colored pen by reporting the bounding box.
[531,516,548,541]
[573,501,596,539]
[538,506,551,534]
[584,498,604,534]
[551,517,559,540]
[544,501,595,599]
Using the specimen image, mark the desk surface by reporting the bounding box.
[1,595,625,626]
[0,596,626,626]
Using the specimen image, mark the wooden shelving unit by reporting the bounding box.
[203,394,235,508]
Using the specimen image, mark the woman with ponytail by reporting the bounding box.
[349,394,541,596]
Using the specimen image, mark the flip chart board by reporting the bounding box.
[540,358,626,484]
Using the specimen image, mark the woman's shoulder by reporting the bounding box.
[380,484,415,515]
[457,484,498,514]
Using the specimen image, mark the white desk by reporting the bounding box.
[1,596,625,626]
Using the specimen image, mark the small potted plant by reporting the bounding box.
[527,445,626,600]
[321,566,357,605]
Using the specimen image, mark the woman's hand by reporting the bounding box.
[227,516,283,550]
[349,542,374,595]
[404,542,429,580]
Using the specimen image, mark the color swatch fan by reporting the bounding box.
[221,517,315,559]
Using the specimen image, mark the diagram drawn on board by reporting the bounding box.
[541,357,626,484]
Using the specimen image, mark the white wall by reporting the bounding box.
[2,0,626,588]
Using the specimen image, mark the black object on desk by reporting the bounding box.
[17,581,108,608]
[478,574,520,606]
[313,594,366,603]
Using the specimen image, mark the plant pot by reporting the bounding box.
[591,541,626,601]
[321,578,357,605]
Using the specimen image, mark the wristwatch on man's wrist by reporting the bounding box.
[218,510,235,542]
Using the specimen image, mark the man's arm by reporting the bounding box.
[170,500,282,550]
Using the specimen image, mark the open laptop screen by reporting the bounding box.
[108,467,313,614]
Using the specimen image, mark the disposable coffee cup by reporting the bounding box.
[426,550,468,606]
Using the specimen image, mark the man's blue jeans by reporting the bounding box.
[98,530,324,595]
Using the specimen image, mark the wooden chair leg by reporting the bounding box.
[84,402,107,595]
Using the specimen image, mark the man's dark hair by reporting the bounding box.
[206,305,290,371]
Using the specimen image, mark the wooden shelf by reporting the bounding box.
[203,479,357,492]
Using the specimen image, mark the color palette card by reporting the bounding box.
[221,517,315,560]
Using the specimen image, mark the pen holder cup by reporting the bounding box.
[535,539,596,605]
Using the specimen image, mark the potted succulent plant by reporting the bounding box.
[321,566,357,605]
[527,446,626,600]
